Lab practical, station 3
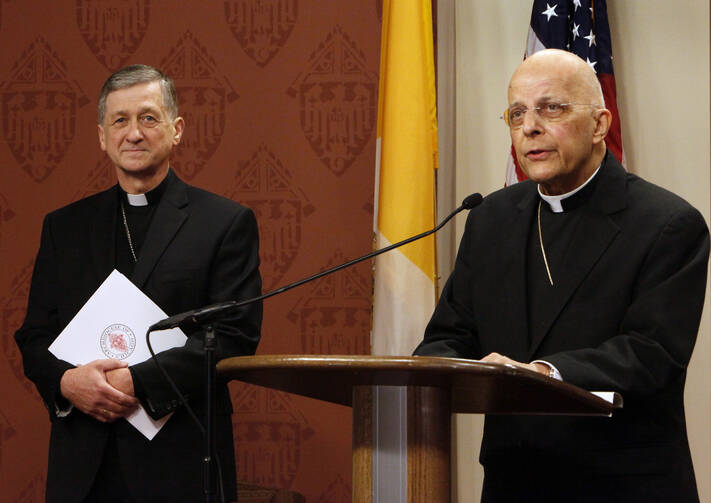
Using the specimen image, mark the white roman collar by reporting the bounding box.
[538,164,602,213]
[126,193,148,207]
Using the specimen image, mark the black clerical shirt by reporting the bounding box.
[115,171,172,276]
[526,171,602,351]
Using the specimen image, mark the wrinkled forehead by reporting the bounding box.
[508,71,577,106]
[105,81,165,113]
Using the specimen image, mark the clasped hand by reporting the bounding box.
[59,359,139,423]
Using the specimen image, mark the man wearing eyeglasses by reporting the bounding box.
[415,49,708,502]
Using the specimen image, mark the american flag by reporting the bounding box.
[506,0,624,186]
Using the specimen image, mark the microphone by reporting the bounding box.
[461,192,483,210]
[149,193,483,332]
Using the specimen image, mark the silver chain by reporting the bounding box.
[120,201,138,263]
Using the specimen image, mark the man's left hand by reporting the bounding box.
[481,352,548,375]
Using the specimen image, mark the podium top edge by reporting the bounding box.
[217,354,621,414]
[217,354,507,372]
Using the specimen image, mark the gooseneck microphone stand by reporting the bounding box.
[145,326,224,503]
[204,325,217,502]
[145,192,483,503]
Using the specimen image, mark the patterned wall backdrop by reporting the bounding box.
[0,1,381,501]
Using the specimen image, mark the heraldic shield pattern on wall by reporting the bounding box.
[0,1,382,501]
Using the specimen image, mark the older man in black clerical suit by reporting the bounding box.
[15,65,262,502]
[415,49,709,502]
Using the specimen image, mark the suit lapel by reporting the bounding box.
[130,174,189,289]
[528,153,627,357]
[496,188,537,361]
[90,186,119,283]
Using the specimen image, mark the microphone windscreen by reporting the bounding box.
[461,193,483,210]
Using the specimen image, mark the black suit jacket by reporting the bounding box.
[415,153,709,502]
[15,172,262,502]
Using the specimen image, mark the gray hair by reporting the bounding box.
[97,64,178,124]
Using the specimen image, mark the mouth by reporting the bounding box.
[525,149,553,160]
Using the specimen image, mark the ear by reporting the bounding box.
[592,108,612,145]
[97,124,107,152]
[172,116,185,145]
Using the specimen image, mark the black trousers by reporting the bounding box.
[81,429,136,503]
[481,459,698,503]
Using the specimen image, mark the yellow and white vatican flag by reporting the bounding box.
[372,0,438,356]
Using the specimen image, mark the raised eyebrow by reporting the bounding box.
[536,96,565,105]
[139,106,162,117]
[508,98,559,108]
[110,106,162,118]
[109,110,127,120]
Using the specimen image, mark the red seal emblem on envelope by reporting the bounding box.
[100,324,136,360]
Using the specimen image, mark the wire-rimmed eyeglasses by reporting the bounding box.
[501,102,599,129]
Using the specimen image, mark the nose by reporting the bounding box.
[520,109,543,137]
[126,118,144,143]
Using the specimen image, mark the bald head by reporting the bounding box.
[510,49,604,107]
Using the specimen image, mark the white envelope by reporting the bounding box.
[49,269,187,440]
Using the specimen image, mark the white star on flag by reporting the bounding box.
[573,0,581,11]
[586,57,597,72]
[572,23,580,40]
[541,3,558,21]
[584,30,596,47]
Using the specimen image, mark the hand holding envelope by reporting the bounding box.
[49,270,188,439]
[60,358,139,423]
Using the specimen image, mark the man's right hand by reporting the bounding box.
[59,359,139,423]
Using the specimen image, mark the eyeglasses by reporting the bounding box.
[501,102,599,129]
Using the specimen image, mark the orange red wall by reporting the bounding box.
[0,1,381,501]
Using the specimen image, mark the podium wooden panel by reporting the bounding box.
[217,355,621,502]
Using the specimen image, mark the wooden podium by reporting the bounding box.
[217,355,621,503]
